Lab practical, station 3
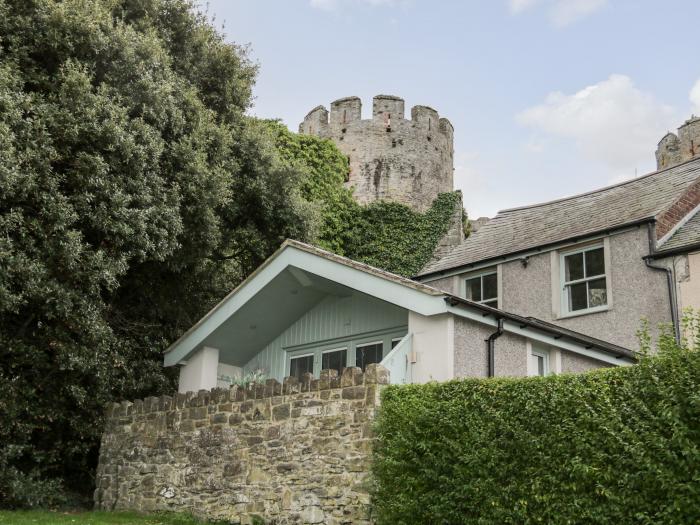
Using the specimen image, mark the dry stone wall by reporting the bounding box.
[95,365,390,525]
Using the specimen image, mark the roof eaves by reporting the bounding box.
[443,296,636,361]
[164,239,444,356]
[286,239,443,296]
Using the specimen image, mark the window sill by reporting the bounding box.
[556,305,611,320]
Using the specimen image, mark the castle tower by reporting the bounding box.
[299,95,454,211]
[656,116,700,170]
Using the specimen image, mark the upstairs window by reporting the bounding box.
[465,271,498,308]
[561,245,607,314]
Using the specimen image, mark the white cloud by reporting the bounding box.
[517,74,677,171]
[691,78,700,114]
[509,0,607,27]
[310,0,396,10]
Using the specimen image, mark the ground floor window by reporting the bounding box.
[290,354,314,380]
[356,341,383,372]
[528,349,549,377]
[321,348,347,375]
[285,330,406,379]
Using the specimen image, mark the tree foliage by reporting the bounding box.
[372,316,700,524]
[0,0,461,507]
[0,0,315,506]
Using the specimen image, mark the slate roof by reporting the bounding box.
[656,207,700,253]
[418,157,700,277]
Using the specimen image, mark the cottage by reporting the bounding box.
[165,132,700,392]
[417,156,700,351]
[165,240,633,392]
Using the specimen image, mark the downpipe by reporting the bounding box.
[486,317,504,377]
[644,223,681,343]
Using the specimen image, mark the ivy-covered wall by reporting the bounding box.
[264,120,464,277]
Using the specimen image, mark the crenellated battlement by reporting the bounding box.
[301,95,452,137]
[299,94,455,211]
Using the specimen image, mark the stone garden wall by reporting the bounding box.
[94,365,389,525]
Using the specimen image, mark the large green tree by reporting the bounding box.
[0,0,315,506]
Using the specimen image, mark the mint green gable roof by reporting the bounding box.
[163,240,445,367]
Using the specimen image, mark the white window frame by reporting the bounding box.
[559,242,610,317]
[529,348,550,377]
[463,269,498,308]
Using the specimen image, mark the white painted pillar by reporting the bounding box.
[178,346,219,393]
[408,311,454,383]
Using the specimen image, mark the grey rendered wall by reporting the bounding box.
[424,275,457,295]
[560,350,611,373]
[500,227,670,350]
[453,317,528,378]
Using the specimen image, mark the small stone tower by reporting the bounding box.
[299,95,454,211]
[656,116,700,170]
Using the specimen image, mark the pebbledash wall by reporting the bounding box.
[299,95,454,212]
[95,365,389,525]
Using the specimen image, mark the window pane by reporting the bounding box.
[564,252,584,282]
[568,282,588,311]
[588,278,607,307]
[482,273,497,301]
[356,343,383,371]
[585,248,605,277]
[483,299,498,308]
[391,338,402,349]
[529,353,545,377]
[290,355,314,380]
[465,277,482,302]
[321,349,347,375]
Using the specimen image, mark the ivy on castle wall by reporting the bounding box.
[261,120,357,255]
[263,120,463,277]
[343,193,462,277]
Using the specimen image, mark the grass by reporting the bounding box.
[0,511,225,525]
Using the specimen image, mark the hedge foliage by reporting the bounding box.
[372,349,700,524]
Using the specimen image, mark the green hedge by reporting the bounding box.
[372,350,700,524]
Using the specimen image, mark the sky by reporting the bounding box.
[199,0,700,218]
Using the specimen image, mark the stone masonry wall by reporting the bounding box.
[299,95,454,212]
[655,116,700,170]
[95,365,390,525]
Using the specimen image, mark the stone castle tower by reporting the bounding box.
[656,116,700,170]
[299,95,454,212]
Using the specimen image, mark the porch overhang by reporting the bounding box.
[163,241,446,367]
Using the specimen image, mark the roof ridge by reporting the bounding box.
[284,239,444,295]
[498,156,700,215]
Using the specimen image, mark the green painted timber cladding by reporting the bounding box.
[244,292,408,380]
